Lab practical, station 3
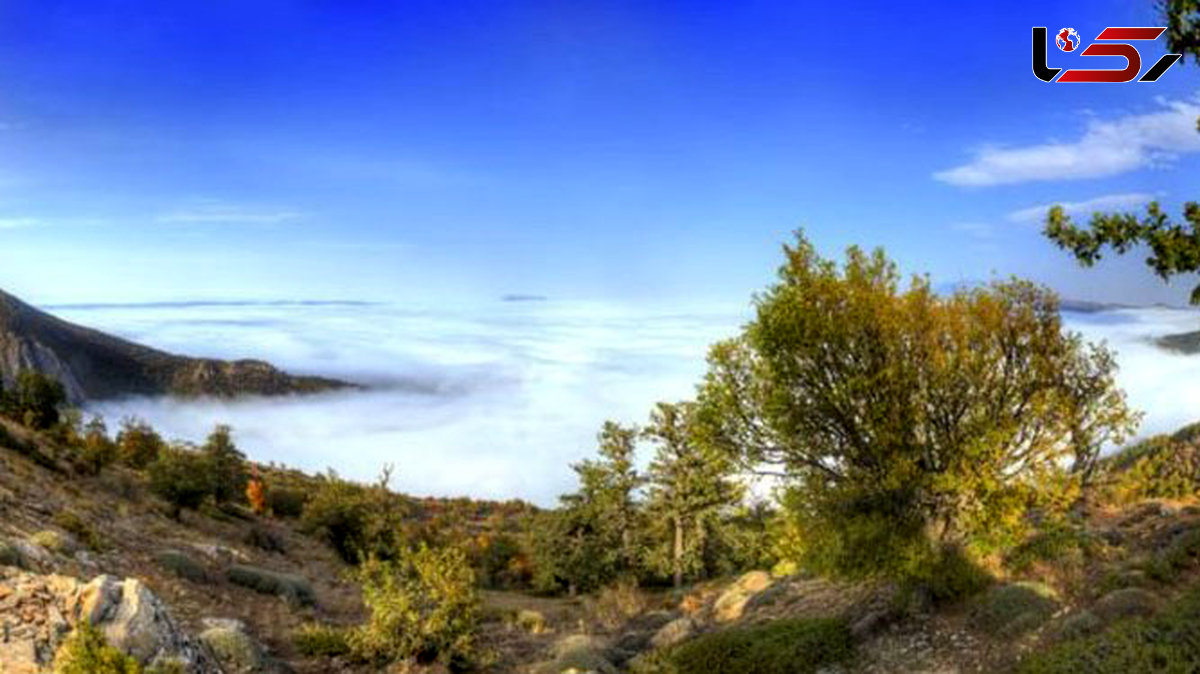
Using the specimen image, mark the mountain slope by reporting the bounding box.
[0,288,350,402]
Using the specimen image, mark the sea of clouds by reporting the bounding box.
[49,300,1200,506]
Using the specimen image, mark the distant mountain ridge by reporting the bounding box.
[0,288,352,403]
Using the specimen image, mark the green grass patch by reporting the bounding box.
[293,623,352,658]
[632,617,852,674]
[1019,587,1200,673]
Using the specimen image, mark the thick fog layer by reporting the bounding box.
[55,300,1200,505]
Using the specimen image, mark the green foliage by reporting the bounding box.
[200,425,247,504]
[147,445,212,518]
[2,371,67,430]
[970,582,1060,636]
[116,418,165,469]
[699,233,1137,587]
[1165,0,1200,62]
[53,621,141,674]
[1099,433,1200,504]
[1145,526,1200,583]
[54,510,104,552]
[531,421,645,594]
[1006,520,1094,574]
[265,486,307,518]
[349,544,480,667]
[31,529,75,555]
[300,468,408,563]
[1018,586,1200,673]
[643,402,743,588]
[632,617,852,674]
[1045,202,1200,303]
[76,416,118,476]
[293,623,352,657]
[227,564,316,606]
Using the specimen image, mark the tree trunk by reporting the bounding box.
[673,516,684,589]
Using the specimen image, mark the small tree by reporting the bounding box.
[201,425,247,505]
[643,401,743,588]
[148,444,212,519]
[115,418,165,469]
[350,544,480,668]
[246,465,268,515]
[76,416,118,476]
[531,421,644,594]
[699,233,1137,589]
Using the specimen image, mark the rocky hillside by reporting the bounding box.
[0,289,351,402]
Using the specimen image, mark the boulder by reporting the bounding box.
[650,617,696,649]
[713,571,774,623]
[200,618,266,673]
[537,634,617,674]
[0,569,217,673]
[72,574,218,671]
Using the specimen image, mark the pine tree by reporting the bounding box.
[201,424,247,504]
[643,401,742,588]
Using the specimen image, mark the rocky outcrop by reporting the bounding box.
[0,288,351,403]
[0,568,220,673]
[713,570,774,622]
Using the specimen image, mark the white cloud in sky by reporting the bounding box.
[157,205,303,225]
[935,97,1200,186]
[0,217,39,229]
[1007,192,1156,224]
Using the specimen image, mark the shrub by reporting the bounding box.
[2,371,66,430]
[293,623,352,658]
[0,538,24,568]
[632,617,852,674]
[1019,587,1200,673]
[244,525,287,554]
[53,621,142,674]
[349,544,480,667]
[54,511,104,552]
[155,550,208,583]
[699,235,1137,587]
[585,579,648,631]
[74,417,118,476]
[147,446,211,519]
[227,564,316,606]
[31,529,75,555]
[266,487,307,518]
[1144,527,1200,583]
[116,419,165,469]
[970,582,1060,636]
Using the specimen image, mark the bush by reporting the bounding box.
[156,550,208,583]
[244,525,287,554]
[227,564,316,607]
[1019,587,1200,673]
[54,511,104,552]
[266,487,307,518]
[699,235,1137,587]
[53,621,142,673]
[970,582,1060,636]
[293,623,352,658]
[632,617,852,674]
[147,446,212,519]
[2,370,66,430]
[74,417,118,476]
[31,529,76,555]
[349,544,480,667]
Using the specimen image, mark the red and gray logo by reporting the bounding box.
[1033,26,1182,82]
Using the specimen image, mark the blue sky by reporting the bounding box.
[1,0,1198,306]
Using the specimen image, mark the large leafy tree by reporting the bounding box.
[201,424,248,504]
[643,401,743,588]
[699,234,1137,585]
[1044,2,1200,293]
